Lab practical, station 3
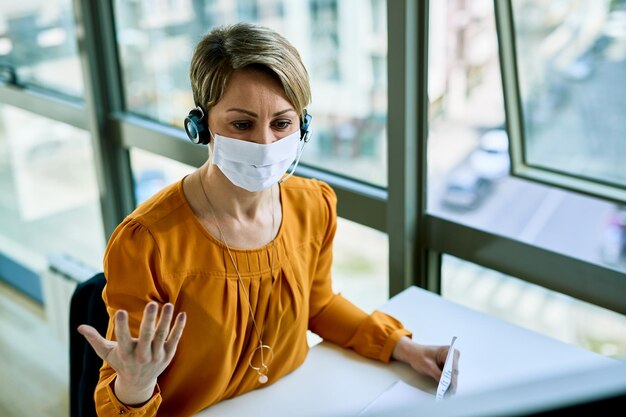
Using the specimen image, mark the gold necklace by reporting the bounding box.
[199,176,276,384]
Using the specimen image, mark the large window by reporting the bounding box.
[427,0,626,274]
[501,0,626,202]
[442,254,626,359]
[0,104,105,269]
[0,0,83,97]
[332,218,388,313]
[113,0,388,186]
[310,216,389,347]
[427,0,506,214]
[130,148,195,205]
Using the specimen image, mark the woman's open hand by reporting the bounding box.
[77,302,186,405]
[392,336,460,394]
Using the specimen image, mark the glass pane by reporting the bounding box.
[332,218,388,313]
[0,104,104,269]
[427,0,626,273]
[442,254,626,359]
[309,217,388,346]
[0,0,83,97]
[129,148,195,205]
[114,0,388,186]
[512,0,626,189]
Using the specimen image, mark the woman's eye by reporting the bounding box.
[232,121,251,130]
[273,120,293,130]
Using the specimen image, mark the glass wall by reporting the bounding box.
[512,0,626,190]
[332,217,388,313]
[113,0,388,186]
[309,216,388,347]
[426,0,626,273]
[0,104,105,269]
[0,0,83,96]
[442,254,626,359]
[130,148,195,204]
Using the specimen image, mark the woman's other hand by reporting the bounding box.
[77,302,186,405]
[392,336,460,394]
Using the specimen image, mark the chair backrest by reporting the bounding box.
[69,272,108,417]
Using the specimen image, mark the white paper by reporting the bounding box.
[436,336,458,401]
[358,380,433,416]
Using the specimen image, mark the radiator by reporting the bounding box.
[41,253,98,346]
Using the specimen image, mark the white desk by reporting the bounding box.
[196,286,616,417]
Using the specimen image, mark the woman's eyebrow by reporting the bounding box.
[226,108,296,117]
[272,109,296,117]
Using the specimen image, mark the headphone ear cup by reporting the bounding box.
[300,112,312,141]
[184,107,210,145]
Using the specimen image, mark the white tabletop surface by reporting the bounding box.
[196,286,614,417]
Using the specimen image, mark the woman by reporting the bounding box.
[78,23,458,417]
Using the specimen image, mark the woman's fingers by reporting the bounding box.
[424,346,448,381]
[437,346,449,368]
[136,302,158,361]
[426,345,455,382]
[84,302,185,367]
[114,310,133,353]
[429,360,443,382]
[152,303,174,355]
[164,312,187,358]
[78,324,115,361]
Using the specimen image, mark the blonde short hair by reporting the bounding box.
[190,23,311,117]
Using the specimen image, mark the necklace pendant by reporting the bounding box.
[258,374,268,384]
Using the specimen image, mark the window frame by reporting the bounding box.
[0,84,86,129]
[494,0,626,204]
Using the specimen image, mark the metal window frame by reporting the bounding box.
[427,215,626,316]
[73,0,135,237]
[0,85,86,129]
[495,0,626,205]
[419,0,626,315]
[387,0,433,296]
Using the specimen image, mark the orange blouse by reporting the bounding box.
[95,176,411,417]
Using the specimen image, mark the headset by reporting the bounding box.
[184,105,312,145]
[184,106,209,145]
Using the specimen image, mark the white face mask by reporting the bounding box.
[211,129,305,192]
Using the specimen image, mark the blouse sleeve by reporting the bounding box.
[307,181,412,362]
[95,218,166,416]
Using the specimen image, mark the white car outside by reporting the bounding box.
[469,129,510,181]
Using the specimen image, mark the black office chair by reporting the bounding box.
[69,272,108,417]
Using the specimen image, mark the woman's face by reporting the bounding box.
[207,68,299,144]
